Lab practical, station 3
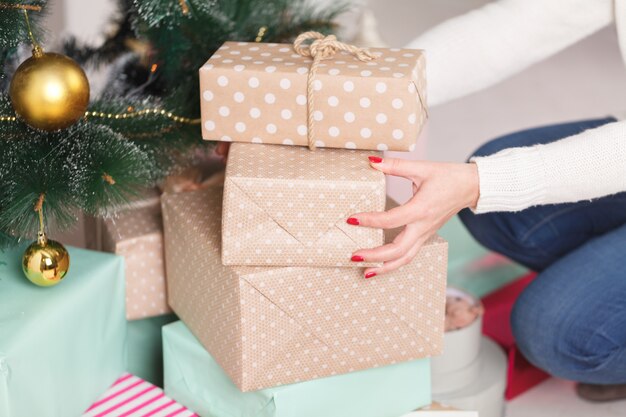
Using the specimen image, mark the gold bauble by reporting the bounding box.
[9,50,90,131]
[22,232,70,287]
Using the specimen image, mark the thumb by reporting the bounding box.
[368,156,422,178]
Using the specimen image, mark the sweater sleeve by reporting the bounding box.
[471,121,626,213]
[406,0,613,107]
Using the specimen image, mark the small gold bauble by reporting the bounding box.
[22,232,70,287]
[9,50,90,131]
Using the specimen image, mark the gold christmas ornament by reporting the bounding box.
[22,231,70,287]
[9,48,90,131]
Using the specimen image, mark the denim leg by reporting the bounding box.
[510,223,626,384]
[458,117,626,271]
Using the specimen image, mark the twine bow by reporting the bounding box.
[293,31,377,150]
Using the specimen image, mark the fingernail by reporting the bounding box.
[351,255,364,262]
[365,272,377,279]
[368,156,383,163]
[346,217,360,226]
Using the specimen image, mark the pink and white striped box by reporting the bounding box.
[83,373,198,417]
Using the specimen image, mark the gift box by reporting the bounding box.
[127,313,179,387]
[405,402,478,417]
[82,373,198,416]
[200,40,427,151]
[481,272,550,400]
[222,142,386,267]
[0,245,126,417]
[163,321,431,417]
[162,187,447,391]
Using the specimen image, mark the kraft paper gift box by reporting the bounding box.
[82,373,198,416]
[222,142,386,267]
[162,187,447,391]
[0,245,126,417]
[84,187,171,321]
[200,40,427,151]
[404,402,478,417]
[163,321,432,417]
[481,272,550,400]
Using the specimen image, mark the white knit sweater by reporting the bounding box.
[406,0,626,213]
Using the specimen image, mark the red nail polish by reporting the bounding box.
[368,156,383,163]
[365,272,377,279]
[351,255,364,262]
[346,217,360,226]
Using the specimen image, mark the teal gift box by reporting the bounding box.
[0,245,126,417]
[164,321,431,417]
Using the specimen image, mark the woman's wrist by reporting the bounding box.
[463,162,480,210]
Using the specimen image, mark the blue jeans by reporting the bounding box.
[459,117,626,384]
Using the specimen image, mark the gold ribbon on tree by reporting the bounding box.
[293,31,377,150]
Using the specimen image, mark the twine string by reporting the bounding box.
[293,31,376,150]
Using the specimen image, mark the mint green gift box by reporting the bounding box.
[0,245,126,417]
[164,321,431,417]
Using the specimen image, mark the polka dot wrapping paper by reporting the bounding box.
[200,41,427,151]
[162,187,448,392]
[101,196,172,321]
[222,142,386,267]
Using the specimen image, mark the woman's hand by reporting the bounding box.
[348,156,480,278]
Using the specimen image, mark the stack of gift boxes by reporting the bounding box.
[157,39,449,416]
[0,37,456,417]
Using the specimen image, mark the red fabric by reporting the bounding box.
[481,273,550,400]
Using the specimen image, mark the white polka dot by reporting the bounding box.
[264,93,276,104]
[392,129,404,140]
[403,52,415,57]
[281,109,292,120]
[222,59,233,64]
[360,128,372,138]
[266,124,277,134]
[265,66,277,73]
[343,81,354,92]
[408,113,417,124]
[217,75,229,86]
[203,90,214,101]
[392,98,404,109]
[393,72,405,78]
[385,57,397,62]
[235,122,246,132]
[272,57,283,62]
[377,143,389,151]
[328,126,340,137]
[229,50,241,55]
[204,120,215,131]
[279,47,290,52]
[408,83,417,94]
[327,96,339,107]
[252,137,263,143]
[219,106,230,117]
[297,125,307,136]
[314,140,325,148]
[220,135,232,142]
[234,64,245,72]
[203,64,214,70]
[233,92,245,103]
[283,139,294,145]
[313,80,322,91]
[250,108,261,118]
[360,97,371,108]
[345,142,357,149]
[344,112,355,123]
[242,56,252,61]
[248,77,260,88]
[296,95,307,105]
[328,68,340,76]
[360,70,372,77]
[249,46,259,51]
[280,78,291,89]
[376,113,388,124]
[409,143,416,152]
[297,67,308,75]
[313,111,324,121]
[375,82,387,93]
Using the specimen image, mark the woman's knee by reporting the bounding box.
[511,284,624,383]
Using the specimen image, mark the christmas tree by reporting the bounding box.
[0,0,342,249]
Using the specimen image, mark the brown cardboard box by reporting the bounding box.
[162,187,447,391]
[222,142,385,267]
[200,41,427,151]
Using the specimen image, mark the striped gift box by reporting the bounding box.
[83,373,198,417]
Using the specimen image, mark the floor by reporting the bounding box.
[369,1,626,416]
[45,1,626,416]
